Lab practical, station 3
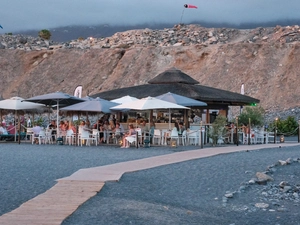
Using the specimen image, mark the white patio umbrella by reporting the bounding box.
[0,97,46,111]
[0,97,47,143]
[110,96,189,129]
[111,95,139,104]
[155,92,207,107]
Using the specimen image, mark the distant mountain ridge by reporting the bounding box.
[16,19,300,42]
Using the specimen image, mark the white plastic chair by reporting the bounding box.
[255,129,265,144]
[152,129,161,145]
[170,128,179,145]
[38,130,46,145]
[26,128,34,142]
[125,134,137,147]
[65,129,74,145]
[180,130,187,146]
[161,129,169,145]
[92,129,99,142]
[78,131,97,146]
[135,128,143,145]
[188,130,198,145]
[45,130,53,144]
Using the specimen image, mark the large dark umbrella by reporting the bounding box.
[60,97,119,145]
[155,92,207,107]
[24,92,85,130]
[60,97,119,114]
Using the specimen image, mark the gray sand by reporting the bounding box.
[0,142,299,225]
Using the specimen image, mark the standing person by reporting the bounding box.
[48,120,57,142]
[149,121,156,143]
[27,116,32,128]
[112,115,117,127]
[193,114,201,124]
[2,116,6,127]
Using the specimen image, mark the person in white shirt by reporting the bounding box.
[193,115,201,124]
[32,123,42,137]
[31,123,42,144]
[0,124,8,135]
[27,117,31,127]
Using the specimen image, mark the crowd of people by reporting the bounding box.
[1,112,188,147]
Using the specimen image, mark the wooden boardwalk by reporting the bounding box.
[0,181,104,225]
[0,143,299,225]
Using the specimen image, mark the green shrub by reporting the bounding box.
[269,116,298,135]
[208,115,227,145]
[38,29,51,40]
[238,106,265,127]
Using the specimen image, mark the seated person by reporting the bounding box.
[32,123,42,144]
[0,124,8,135]
[177,122,186,136]
[7,122,16,135]
[121,124,136,148]
[112,122,123,140]
[78,121,91,134]
[116,120,125,133]
[68,121,77,133]
[139,120,149,134]
[59,121,67,137]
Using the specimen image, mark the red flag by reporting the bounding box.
[184,4,198,9]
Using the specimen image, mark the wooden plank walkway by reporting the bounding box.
[0,180,104,225]
[0,143,299,225]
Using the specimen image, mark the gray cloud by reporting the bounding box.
[1,0,300,33]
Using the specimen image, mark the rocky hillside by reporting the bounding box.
[1,24,300,120]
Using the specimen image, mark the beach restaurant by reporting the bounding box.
[92,67,260,127]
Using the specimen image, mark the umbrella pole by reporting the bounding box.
[168,108,171,130]
[18,112,21,144]
[75,111,80,146]
[14,111,17,142]
[57,101,59,139]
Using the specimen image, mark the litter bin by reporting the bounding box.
[56,137,63,145]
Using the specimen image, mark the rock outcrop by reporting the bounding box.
[1,24,300,120]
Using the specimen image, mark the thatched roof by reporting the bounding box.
[148,67,199,84]
[92,68,259,106]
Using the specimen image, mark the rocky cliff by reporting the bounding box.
[1,24,300,120]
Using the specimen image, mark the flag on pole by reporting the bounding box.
[241,83,245,95]
[73,85,83,98]
[184,4,198,9]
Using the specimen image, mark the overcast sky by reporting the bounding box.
[1,0,300,33]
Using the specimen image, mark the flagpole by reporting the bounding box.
[180,8,185,24]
